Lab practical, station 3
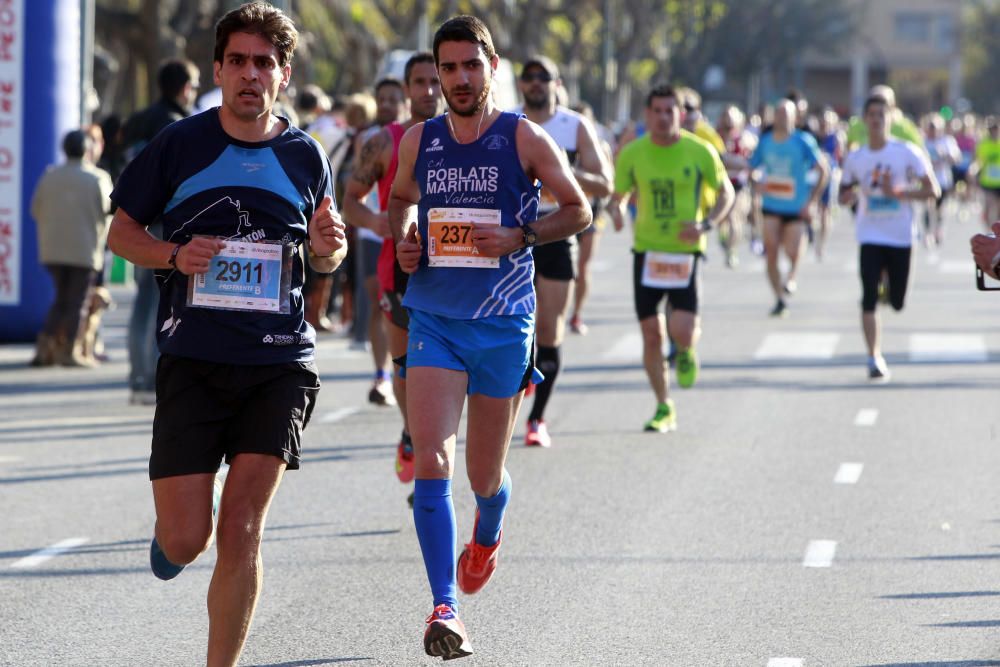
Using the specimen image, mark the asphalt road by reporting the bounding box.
[4,204,1000,666]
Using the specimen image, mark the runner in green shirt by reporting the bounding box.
[971,117,1000,230]
[610,84,734,433]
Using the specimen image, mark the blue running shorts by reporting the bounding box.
[403,309,542,398]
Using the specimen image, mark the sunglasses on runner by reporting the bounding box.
[520,72,553,83]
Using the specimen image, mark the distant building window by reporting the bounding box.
[936,13,956,52]
[895,12,931,43]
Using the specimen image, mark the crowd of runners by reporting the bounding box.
[84,1,1000,664]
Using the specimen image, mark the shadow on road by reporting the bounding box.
[858,662,1000,666]
[247,659,373,666]
[878,591,1000,600]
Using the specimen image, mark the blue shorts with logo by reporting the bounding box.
[402,309,542,398]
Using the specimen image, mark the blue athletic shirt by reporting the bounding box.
[403,111,540,319]
[111,109,333,365]
[750,129,822,215]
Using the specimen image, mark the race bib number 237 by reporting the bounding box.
[426,207,501,269]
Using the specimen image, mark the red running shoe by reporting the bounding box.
[457,512,502,594]
[395,433,414,483]
[424,604,473,660]
[524,419,551,448]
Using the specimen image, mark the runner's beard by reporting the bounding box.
[523,90,548,111]
[446,79,491,117]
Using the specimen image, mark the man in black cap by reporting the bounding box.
[514,54,613,448]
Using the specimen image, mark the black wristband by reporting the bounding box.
[167,243,183,268]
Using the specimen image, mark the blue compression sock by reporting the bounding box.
[413,478,458,610]
[474,469,511,547]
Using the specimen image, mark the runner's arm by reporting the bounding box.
[806,153,830,205]
[886,172,940,202]
[518,119,592,244]
[838,155,859,205]
[342,128,392,238]
[608,146,635,232]
[387,124,424,273]
[108,208,225,275]
[609,193,629,232]
[705,177,737,229]
[572,117,614,199]
[679,178,736,243]
[469,122,590,258]
[307,195,348,273]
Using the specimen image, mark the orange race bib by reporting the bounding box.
[427,207,501,268]
[762,176,795,200]
[642,252,694,289]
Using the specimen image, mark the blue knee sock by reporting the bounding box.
[474,469,511,547]
[413,478,458,610]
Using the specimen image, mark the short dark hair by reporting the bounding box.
[786,87,805,104]
[214,1,298,68]
[374,78,403,96]
[404,51,435,85]
[62,130,90,159]
[432,15,496,65]
[863,95,889,115]
[158,59,198,99]
[297,89,319,112]
[646,84,679,108]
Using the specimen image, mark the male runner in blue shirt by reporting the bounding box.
[388,15,591,660]
[107,3,346,665]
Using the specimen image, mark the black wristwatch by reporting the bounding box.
[521,224,537,248]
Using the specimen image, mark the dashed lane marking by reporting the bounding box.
[803,540,837,568]
[753,333,839,360]
[10,537,89,569]
[853,409,878,426]
[603,333,642,361]
[834,463,864,485]
[319,407,361,424]
[909,334,987,363]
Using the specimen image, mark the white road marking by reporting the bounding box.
[319,407,361,424]
[938,260,973,274]
[853,408,879,426]
[803,540,837,568]
[834,463,864,485]
[590,259,614,273]
[0,455,23,464]
[909,334,987,363]
[10,537,89,569]
[603,332,642,361]
[754,333,839,360]
[0,414,152,431]
[767,660,803,667]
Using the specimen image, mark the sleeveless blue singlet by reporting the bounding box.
[403,111,540,319]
